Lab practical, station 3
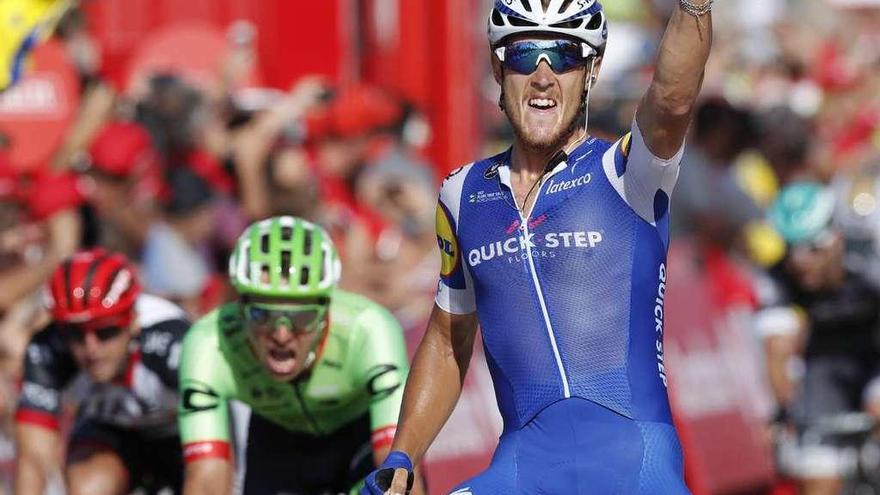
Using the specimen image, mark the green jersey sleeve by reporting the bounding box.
[349,301,410,449]
[177,307,238,462]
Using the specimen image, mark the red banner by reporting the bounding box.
[666,243,777,494]
[0,41,79,171]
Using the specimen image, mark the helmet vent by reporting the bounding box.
[559,0,575,12]
[519,0,532,13]
[303,229,313,256]
[281,225,294,242]
[281,252,292,287]
[81,254,108,305]
[550,19,583,29]
[586,12,603,30]
[508,16,539,27]
[491,9,505,26]
[260,233,270,254]
[300,265,311,286]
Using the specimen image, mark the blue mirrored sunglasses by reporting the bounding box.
[495,39,595,75]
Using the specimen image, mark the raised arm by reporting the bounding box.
[636,1,713,159]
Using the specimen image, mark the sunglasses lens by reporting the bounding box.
[503,40,585,75]
[245,306,272,326]
[287,310,323,331]
[59,325,123,343]
[61,326,86,344]
[244,304,326,333]
[94,326,124,342]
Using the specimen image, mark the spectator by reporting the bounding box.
[756,182,880,495]
[757,106,815,185]
[141,167,218,317]
[232,77,328,221]
[672,98,762,248]
[81,121,161,258]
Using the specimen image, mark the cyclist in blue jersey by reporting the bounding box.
[364,0,713,493]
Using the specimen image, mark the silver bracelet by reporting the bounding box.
[679,0,713,16]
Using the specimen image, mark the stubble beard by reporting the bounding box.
[507,98,585,155]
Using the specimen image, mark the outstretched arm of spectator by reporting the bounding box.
[234,77,327,220]
[14,424,61,495]
[51,82,116,171]
[636,0,713,159]
[0,209,80,311]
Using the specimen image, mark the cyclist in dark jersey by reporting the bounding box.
[756,182,880,495]
[14,248,190,495]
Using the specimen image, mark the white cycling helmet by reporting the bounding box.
[488,0,608,54]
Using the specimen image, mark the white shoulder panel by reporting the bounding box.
[439,163,475,224]
[602,119,685,225]
[136,294,188,329]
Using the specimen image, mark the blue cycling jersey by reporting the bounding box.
[435,121,689,493]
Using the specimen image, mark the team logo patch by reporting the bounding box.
[181,380,221,414]
[435,204,459,277]
[484,162,500,179]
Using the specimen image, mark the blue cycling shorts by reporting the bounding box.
[449,398,690,494]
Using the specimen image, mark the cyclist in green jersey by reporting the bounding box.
[178,216,423,494]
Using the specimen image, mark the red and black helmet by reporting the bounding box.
[46,248,141,325]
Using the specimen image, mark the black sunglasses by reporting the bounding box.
[59,325,126,344]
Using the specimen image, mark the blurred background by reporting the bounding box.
[0,0,879,493]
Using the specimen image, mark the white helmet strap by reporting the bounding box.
[583,57,596,136]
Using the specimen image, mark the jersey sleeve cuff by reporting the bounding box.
[183,440,231,463]
[15,409,60,431]
[631,118,686,168]
[371,425,397,451]
[435,282,476,315]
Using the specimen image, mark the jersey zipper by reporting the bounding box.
[513,177,571,398]
[292,381,323,434]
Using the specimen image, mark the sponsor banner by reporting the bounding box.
[125,23,262,96]
[0,40,78,171]
[666,242,776,494]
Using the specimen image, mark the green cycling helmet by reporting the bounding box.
[229,216,341,299]
[768,181,835,245]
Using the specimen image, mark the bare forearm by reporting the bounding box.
[0,257,59,311]
[183,477,230,495]
[392,311,476,464]
[51,83,115,171]
[765,336,797,407]
[183,462,232,495]
[637,4,712,157]
[14,456,49,495]
[233,138,273,220]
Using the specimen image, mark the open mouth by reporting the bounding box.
[266,348,297,375]
[528,98,557,110]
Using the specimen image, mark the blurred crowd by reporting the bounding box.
[589,0,880,492]
[0,7,442,490]
[1,0,880,493]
